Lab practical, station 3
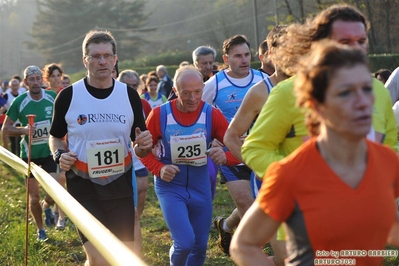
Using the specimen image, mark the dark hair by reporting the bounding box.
[114,60,119,77]
[146,76,159,86]
[295,41,369,136]
[258,40,268,56]
[11,75,22,82]
[374,69,391,84]
[147,70,158,79]
[311,4,369,42]
[42,63,64,82]
[222,35,250,55]
[82,30,117,57]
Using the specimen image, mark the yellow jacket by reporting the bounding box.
[242,76,397,178]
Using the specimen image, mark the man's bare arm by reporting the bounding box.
[2,116,30,136]
[224,81,270,162]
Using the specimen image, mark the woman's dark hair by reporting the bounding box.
[42,63,64,82]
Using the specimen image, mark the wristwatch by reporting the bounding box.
[53,149,66,164]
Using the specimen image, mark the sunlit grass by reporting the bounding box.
[0,161,398,265]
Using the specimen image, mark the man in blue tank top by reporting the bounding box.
[202,34,270,255]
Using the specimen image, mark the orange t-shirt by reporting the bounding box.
[258,138,399,265]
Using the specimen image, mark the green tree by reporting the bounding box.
[94,0,149,61]
[28,0,149,72]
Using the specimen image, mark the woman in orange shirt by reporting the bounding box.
[231,41,399,265]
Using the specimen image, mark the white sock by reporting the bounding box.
[222,220,232,232]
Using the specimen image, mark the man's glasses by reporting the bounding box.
[86,54,115,62]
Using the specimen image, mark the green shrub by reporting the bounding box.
[68,54,399,83]
[117,64,180,77]
[69,72,86,83]
[125,51,191,67]
[369,54,399,72]
[250,61,261,70]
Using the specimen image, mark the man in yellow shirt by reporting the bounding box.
[242,4,396,185]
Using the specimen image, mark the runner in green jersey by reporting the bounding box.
[2,65,61,241]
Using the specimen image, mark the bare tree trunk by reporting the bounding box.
[283,0,296,21]
[253,0,259,50]
[352,0,375,53]
[298,0,305,23]
[364,0,376,53]
[385,0,392,53]
[314,0,323,10]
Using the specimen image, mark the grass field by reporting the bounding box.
[0,161,398,265]
[0,162,237,265]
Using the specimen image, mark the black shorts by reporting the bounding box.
[23,156,57,178]
[219,164,252,184]
[77,197,135,244]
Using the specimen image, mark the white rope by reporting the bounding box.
[0,146,146,266]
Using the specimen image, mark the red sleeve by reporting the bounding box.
[139,107,165,176]
[211,108,241,166]
[141,99,152,119]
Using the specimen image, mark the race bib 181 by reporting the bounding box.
[86,138,125,178]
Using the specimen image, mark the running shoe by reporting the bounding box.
[56,218,66,230]
[37,229,47,241]
[42,201,55,227]
[213,216,232,255]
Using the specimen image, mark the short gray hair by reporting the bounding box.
[117,69,140,83]
[156,65,167,74]
[173,66,202,86]
[192,46,217,63]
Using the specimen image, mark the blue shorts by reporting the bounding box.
[219,165,252,184]
[250,172,262,198]
[135,167,149,177]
